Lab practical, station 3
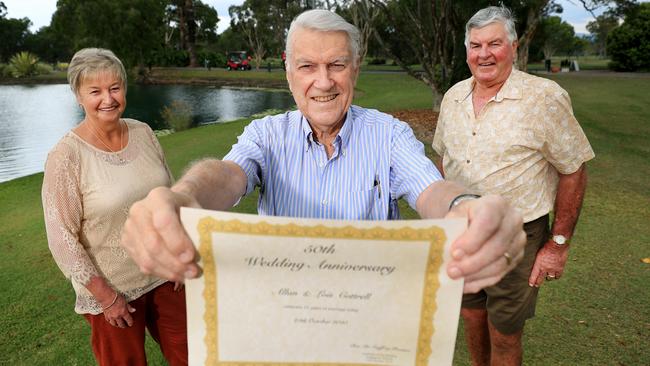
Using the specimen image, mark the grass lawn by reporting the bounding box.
[528,56,611,72]
[1,71,648,365]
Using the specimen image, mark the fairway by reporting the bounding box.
[0,71,648,365]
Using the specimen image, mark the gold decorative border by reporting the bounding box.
[197,217,447,366]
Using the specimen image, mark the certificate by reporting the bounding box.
[181,207,465,366]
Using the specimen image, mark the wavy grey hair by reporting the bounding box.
[464,6,518,48]
[67,48,127,96]
[285,9,361,71]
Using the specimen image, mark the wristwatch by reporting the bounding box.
[552,234,569,246]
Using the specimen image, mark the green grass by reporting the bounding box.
[528,56,612,71]
[1,71,649,365]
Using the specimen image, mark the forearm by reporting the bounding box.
[84,276,118,308]
[415,180,466,219]
[551,164,588,238]
[434,155,445,178]
[172,159,247,210]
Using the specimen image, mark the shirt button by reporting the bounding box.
[322,199,328,205]
[472,132,476,136]
[466,160,471,164]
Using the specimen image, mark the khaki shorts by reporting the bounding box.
[461,214,549,334]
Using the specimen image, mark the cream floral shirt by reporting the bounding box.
[42,119,171,314]
[433,70,595,222]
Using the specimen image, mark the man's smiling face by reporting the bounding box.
[286,27,359,133]
[466,22,517,87]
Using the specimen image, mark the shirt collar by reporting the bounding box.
[453,68,523,103]
[300,107,354,152]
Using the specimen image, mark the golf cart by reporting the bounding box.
[226,51,252,71]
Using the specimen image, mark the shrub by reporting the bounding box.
[0,63,10,77]
[35,62,53,75]
[150,48,189,67]
[9,51,39,78]
[198,51,227,68]
[161,100,194,132]
[56,62,69,71]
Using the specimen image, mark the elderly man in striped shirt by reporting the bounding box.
[122,9,526,294]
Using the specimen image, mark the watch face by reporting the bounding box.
[553,235,567,245]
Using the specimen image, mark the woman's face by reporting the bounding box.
[77,71,126,125]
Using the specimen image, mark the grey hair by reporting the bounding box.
[67,48,127,96]
[285,9,361,71]
[465,6,518,48]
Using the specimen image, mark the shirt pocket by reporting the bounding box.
[342,186,380,220]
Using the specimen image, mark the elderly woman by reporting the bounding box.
[41,48,187,365]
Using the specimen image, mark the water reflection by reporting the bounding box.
[0,84,295,183]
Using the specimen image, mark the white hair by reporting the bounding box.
[465,6,518,48]
[67,48,127,96]
[285,9,361,71]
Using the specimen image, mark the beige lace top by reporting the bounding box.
[42,119,172,314]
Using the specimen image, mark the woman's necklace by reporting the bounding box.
[86,120,125,163]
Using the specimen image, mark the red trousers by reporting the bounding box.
[83,282,187,366]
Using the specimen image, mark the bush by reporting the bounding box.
[150,48,189,67]
[0,63,10,77]
[161,100,194,132]
[56,62,69,71]
[9,51,39,77]
[198,51,226,68]
[35,62,53,75]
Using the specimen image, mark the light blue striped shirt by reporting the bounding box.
[223,105,442,220]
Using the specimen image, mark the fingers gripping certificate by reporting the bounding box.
[181,208,465,366]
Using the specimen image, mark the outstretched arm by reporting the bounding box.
[121,159,247,281]
[416,181,526,293]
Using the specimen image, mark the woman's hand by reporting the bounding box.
[102,294,136,328]
[173,281,184,291]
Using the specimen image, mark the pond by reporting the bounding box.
[0,84,296,183]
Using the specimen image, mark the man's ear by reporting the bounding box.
[352,58,361,84]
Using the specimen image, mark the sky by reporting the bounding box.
[1,0,635,35]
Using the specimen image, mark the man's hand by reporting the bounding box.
[122,186,202,282]
[528,240,570,287]
[445,195,526,293]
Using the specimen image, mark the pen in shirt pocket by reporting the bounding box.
[374,175,382,199]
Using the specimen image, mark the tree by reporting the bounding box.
[25,25,72,64]
[50,0,167,69]
[586,12,619,56]
[510,0,563,71]
[570,0,638,17]
[176,0,199,66]
[337,0,381,63]
[229,0,308,69]
[536,16,577,60]
[0,15,31,62]
[229,3,267,69]
[607,2,650,71]
[366,0,479,107]
[194,1,220,46]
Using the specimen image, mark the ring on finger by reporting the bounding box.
[502,252,513,266]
